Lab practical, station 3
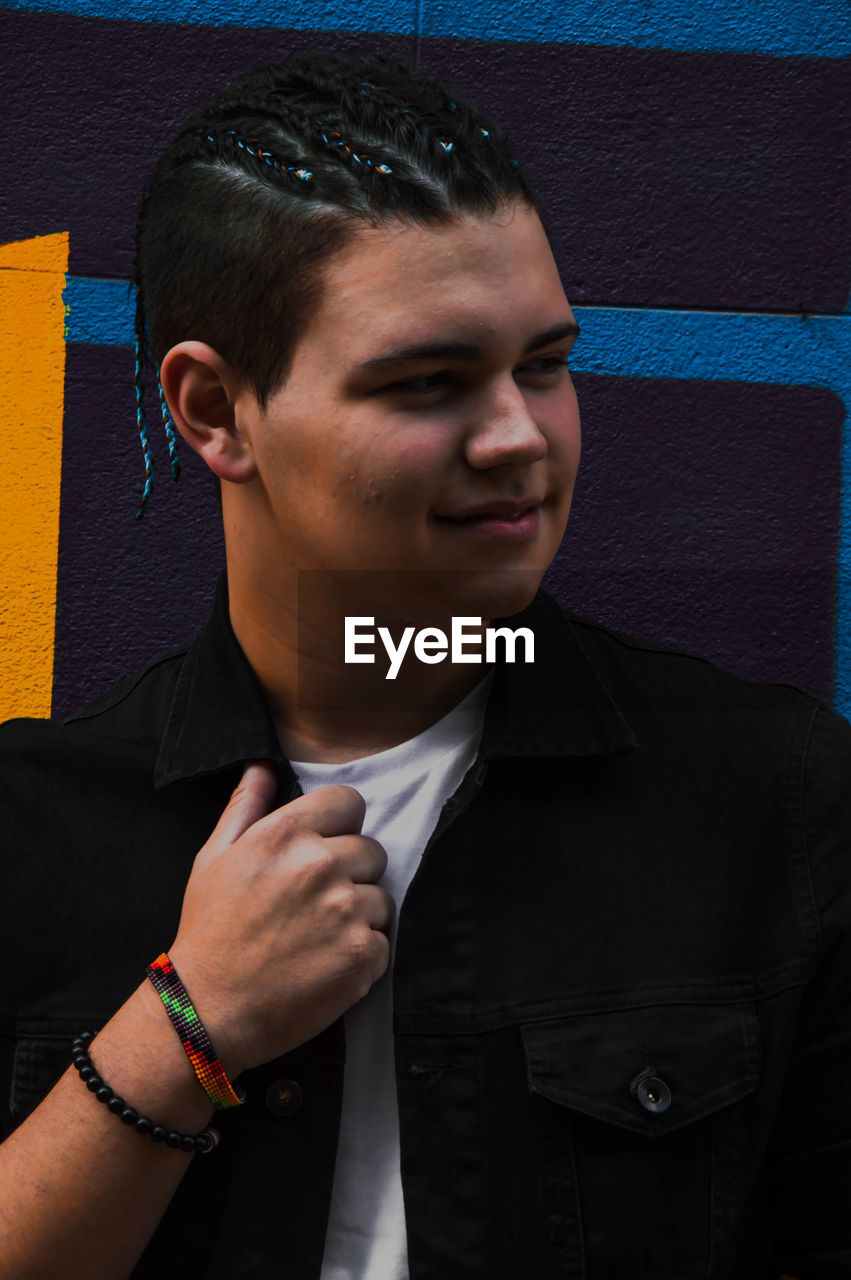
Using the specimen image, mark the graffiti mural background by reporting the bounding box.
[2,0,849,719]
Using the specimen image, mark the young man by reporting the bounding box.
[0,51,849,1280]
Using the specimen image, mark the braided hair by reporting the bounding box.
[133,51,538,515]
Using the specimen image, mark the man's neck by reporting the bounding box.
[227,571,491,765]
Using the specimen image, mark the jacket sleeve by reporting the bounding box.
[769,701,851,1279]
[0,719,34,1139]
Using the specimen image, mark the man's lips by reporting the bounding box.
[432,499,544,539]
[433,497,544,522]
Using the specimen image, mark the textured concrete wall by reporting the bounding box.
[2,1,849,720]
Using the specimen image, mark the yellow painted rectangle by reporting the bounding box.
[0,232,69,721]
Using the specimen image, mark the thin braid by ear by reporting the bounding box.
[133,284,154,520]
[133,199,181,513]
[157,368,181,482]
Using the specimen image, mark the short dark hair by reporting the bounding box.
[132,50,538,512]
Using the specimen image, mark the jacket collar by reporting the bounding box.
[155,575,637,789]
[480,589,637,760]
[155,574,288,789]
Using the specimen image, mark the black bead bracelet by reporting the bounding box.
[71,1032,220,1154]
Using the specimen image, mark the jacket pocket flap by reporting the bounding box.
[521,1002,760,1138]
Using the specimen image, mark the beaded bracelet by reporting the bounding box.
[71,1033,220,1154]
[146,952,245,1109]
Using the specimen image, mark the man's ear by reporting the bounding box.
[159,342,258,484]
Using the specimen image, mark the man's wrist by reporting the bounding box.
[89,981,217,1132]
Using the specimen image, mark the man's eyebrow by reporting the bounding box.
[359,340,483,370]
[523,320,580,354]
[358,320,580,371]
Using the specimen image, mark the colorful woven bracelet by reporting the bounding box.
[146,952,245,1109]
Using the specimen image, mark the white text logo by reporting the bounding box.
[344,616,534,680]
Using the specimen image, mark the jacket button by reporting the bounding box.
[265,1079,303,1116]
[624,1070,670,1111]
[630,1069,672,1113]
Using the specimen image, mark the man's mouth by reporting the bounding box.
[433,501,543,538]
[434,496,544,523]
[444,507,534,523]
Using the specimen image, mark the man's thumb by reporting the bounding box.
[210,759,279,849]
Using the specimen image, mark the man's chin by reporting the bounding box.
[299,566,546,631]
[410,567,545,627]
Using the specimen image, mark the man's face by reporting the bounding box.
[239,201,581,624]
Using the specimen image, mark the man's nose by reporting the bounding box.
[463,381,549,470]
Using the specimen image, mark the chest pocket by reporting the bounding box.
[521,1002,761,1280]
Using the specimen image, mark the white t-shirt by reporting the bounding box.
[292,678,490,1280]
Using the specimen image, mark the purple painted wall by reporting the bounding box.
[3,6,849,715]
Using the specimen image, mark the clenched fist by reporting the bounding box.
[168,761,393,1077]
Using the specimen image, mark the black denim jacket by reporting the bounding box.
[2,577,850,1279]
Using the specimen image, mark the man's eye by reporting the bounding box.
[519,355,569,377]
[388,373,450,395]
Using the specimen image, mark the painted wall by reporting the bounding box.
[2,1,849,722]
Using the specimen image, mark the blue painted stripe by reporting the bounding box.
[421,0,850,58]
[62,276,851,716]
[63,276,135,347]
[5,0,849,57]
[6,0,417,34]
[60,280,851,390]
[570,306,851,397]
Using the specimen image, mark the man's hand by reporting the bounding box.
[168,761,393,1076]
